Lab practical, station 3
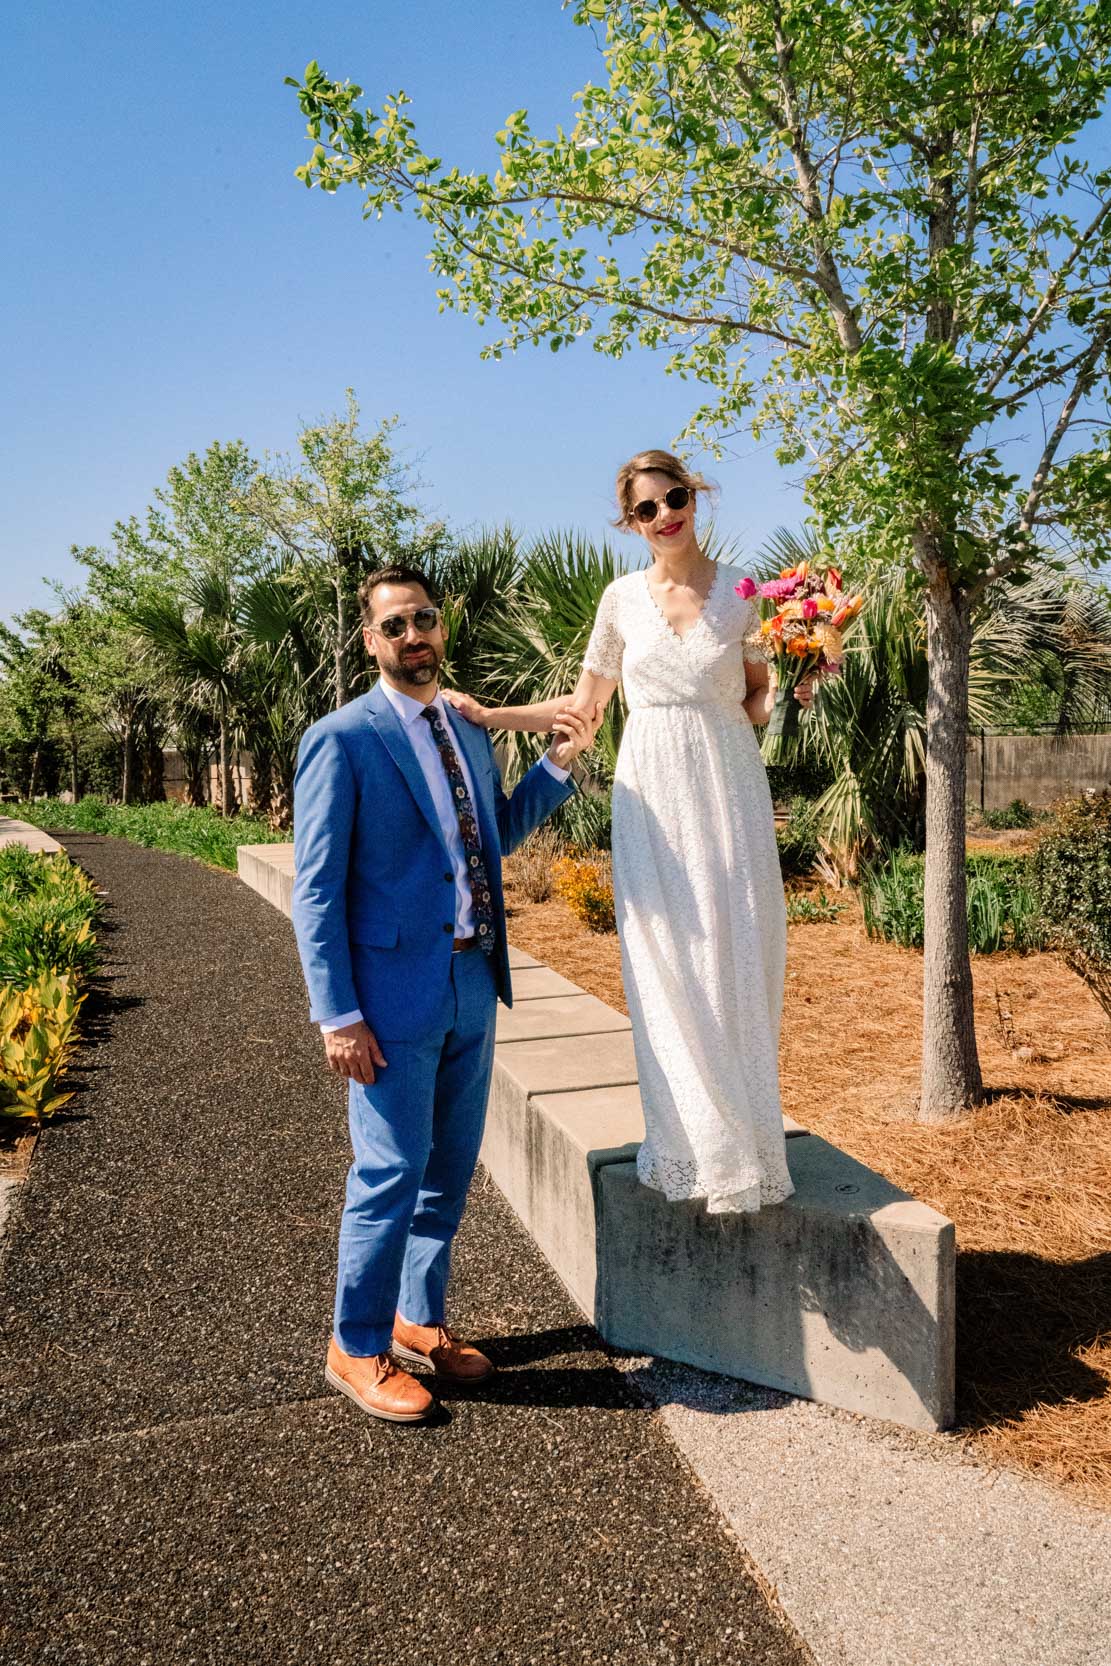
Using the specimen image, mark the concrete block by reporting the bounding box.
[480,1082,642,1314]
[237,844,294,920]
[510,966,586,1001]
[507,946,540,969]
[595,1139,956,1432]
[495,994,631,1045]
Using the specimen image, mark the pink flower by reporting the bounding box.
[759,575,803,601]
[801,597,819,619]
[735,576,757,599]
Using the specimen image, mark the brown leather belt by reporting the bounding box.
[452,936,479,953]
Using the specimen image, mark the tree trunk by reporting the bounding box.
[120,723,135,805]
[920,572,984,1120]
[334,576,348,710]
[68,729,79,802]
[28,745,40,801]
[217,710,236,818]
[246,744,273,821]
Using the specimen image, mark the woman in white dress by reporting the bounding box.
[446,450,812,1214]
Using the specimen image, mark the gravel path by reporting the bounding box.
[0,834,811,1666]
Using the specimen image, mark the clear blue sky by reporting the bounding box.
[3,3,1106,625]
[5,0,798,624]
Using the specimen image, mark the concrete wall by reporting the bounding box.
[238,842,956,1432]
[967,730,1111,810]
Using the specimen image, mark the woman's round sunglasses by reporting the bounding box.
[371,606,441,640]
[632,485,690,524]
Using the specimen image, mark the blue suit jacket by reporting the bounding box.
[291,681,575,1041]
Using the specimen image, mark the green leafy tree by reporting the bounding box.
[289,2,1111,1119]
[244,391,445,709]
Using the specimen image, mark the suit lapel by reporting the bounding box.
[366,681,450,858]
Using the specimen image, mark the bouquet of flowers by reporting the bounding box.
[735,563,864,758]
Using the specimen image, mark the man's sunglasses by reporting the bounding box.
[632,485,690,524]
[371,607,441,640]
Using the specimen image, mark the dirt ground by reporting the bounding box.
[504,870,1111,1506]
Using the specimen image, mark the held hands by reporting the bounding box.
[323,1020,387,1085]
[547,701,604,770]
[793,676,816,710]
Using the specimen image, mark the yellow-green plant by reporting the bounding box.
[553,851,616,935]
[0,972,85,1122]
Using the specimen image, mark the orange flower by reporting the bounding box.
[830,595,862,629]
[785,635,811,657]
[824,566,843,595]
[816,596,836,612]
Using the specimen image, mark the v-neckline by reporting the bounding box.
[643,562,720,645]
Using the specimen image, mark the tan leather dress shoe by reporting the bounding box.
[392,1316,494,1383]
[325,1337,435,1423]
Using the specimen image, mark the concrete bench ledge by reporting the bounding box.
[238,840,956,1432]
[0,818,62,855]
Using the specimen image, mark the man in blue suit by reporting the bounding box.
[292,564,598,1424]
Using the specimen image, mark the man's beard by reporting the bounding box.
[385,642,443,687]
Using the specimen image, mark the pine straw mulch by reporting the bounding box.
[502,868,1111,1508]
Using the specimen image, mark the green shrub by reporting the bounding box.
[786,891,844,925]
[1030,791,1111,1022]
[0,973,85,1122]
[776,796,822,879]
[862,850,1045,954]
[765,754,835,807]
[0,849,101,982]
[0,848,101,1123]
[981,798,1040,831]
[9,798,289,873]
[551,787,612,852]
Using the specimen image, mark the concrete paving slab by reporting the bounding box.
[0,1174,25,1272]
[622,1358,1111,1666]
[509,965,585,1000]
[495,992,632,1044]
[493,1030,641,1096]
[507,945,540,969]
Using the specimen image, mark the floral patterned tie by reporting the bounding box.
[422,706,496,956]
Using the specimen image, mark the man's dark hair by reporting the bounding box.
[358,564,441,626]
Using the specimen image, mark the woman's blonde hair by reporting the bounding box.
[613,448,716,530]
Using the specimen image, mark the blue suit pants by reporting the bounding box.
[333,947,498,1356]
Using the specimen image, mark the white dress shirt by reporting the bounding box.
[320,682,570,1032]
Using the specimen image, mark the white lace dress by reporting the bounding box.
[583,563,795,1214]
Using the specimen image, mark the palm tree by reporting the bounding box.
[130,569,245,816]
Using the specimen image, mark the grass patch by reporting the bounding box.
[10,798,290,873]
[862,849,1046,953]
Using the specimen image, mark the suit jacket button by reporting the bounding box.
[444,872,452,883]
[443,923,453,934]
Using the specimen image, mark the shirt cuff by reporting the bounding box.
[540,754,571,784]
[319,1009,364,1033]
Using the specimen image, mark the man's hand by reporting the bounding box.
[323,1020,388,1085]
[441,688,489,727]
[546,704,602,771]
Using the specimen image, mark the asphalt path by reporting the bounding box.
[0,833,811,1666]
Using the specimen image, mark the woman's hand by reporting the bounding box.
[553,697,606,730]
[793,676,816,710]
[441,688,490,727]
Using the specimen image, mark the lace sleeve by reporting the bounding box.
[740,599,767,664]
[583,583,624,681]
